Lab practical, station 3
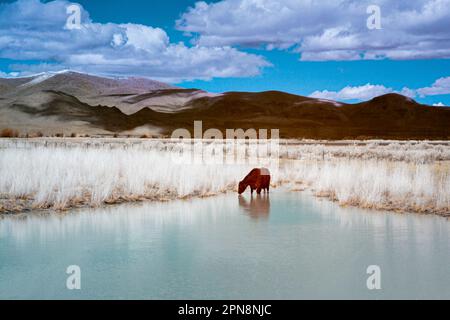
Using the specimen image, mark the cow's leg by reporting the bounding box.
[255,180,262,195]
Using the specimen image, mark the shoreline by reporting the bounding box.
[1,186,449,218]
[1,138,449,218]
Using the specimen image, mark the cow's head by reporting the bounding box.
[238,181,246,194]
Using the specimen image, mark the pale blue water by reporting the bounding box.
[0,191,449,300]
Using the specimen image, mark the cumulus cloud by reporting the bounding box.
[417,77,450,96]
[309,78,450,102]
[310,84,394,101]
[433,102,445,106]
[0,0,270,81]
[177,0,450,61]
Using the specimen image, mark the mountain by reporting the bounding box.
[0,71,217,114]
[154,91,450,139]
[1,72,449,139]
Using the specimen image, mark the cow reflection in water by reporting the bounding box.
[238,194,271,220]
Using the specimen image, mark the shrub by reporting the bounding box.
[28,131,44,138]
[0,128,19,138]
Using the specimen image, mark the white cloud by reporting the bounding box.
[310,84,395,101]
[398,87,417,98]
[310,77,450,102]
[0,71,19,78]
[433,102,445,106]
[0,0,270,81]
[177,0,450,61]
[417,77,450,96]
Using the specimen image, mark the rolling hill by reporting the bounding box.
[0,71,449,139]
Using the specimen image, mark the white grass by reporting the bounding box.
[280,159,450,215]
[0,138,449,215]
[0,145,254,210]
[280,140,450,163]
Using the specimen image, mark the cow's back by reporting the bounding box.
[243,168,261,183]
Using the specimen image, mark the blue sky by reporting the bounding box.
[0,0,450,106]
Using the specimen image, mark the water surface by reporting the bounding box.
[0,191,449,299]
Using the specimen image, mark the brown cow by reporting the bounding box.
[238,168,271,195]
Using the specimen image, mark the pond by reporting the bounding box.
[0,190,449,299]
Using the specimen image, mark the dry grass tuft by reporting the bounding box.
[0,128,19,138]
